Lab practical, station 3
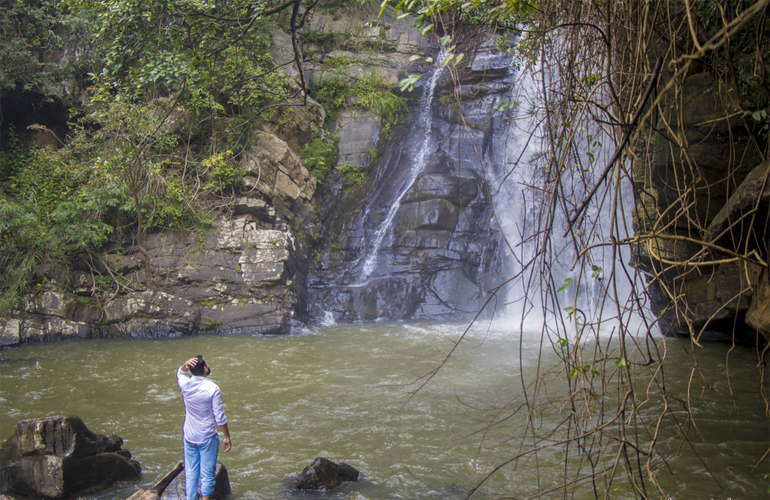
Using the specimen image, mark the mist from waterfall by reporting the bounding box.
[486,64,646,336]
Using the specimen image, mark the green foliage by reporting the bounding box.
[337,161,366,187]
[399,74,421,92]
[351,70,407,139]
[0,127,32,183]
[0,0,67,92]
[568,363,601,379]
[744,108,770,139]
[685,0,769,110]
[64,0,222,100]
[300,135,340,184]
[310,70,406,136]
[202,151,242,195]
[325,54,351,70]
[218,18,285,112]
[309,76,352,123]
[382,0,535,28]
[301,29,339,48]
[0,0,308,310]
[0,143,112,313]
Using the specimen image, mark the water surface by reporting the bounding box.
[1,322,767,499]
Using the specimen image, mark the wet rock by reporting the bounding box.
[0,415,141,499]
[127,462,183,500]
[295,457,361,491]
[159,462,230,500]
[403,174,479,206]
[0,318,20,347]
[397,198,460,232]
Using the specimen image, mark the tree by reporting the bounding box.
[0,0,321,307]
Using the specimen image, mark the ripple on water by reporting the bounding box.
[0,324,766,500]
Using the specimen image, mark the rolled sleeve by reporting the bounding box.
[177,367,190,388]
[212,388,227,426]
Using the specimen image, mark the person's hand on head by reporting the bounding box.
[182,357,198,371]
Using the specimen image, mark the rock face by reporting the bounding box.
[307,34,512,322]
[159,462,230,500]
[294,457,360,491]
[632,72,769,340]
[303,7,433,89]
[3,126,321,342]
[0,415,141,499]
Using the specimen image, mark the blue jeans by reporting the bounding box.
[183,435,219,500]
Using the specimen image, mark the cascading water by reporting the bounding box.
[308,40,641,329]
[357,65,445,282]
[485,63,643,333]
[307,48,510,322]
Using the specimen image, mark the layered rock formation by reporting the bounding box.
[307,36,511,322]
[0,415,141,499]
[0,6,435,344]
[0,124,320,344]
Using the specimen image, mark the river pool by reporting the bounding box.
[0,321,767,499]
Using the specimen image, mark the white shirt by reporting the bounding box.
[177,367,227,444]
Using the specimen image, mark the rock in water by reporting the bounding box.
[159,462,230,500]
[295,457,361,490]
[127,462,183,500]
[0,415,141,499]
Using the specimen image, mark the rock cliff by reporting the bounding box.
[2,5,766,344]
[632,72,769,341]
[0,6,433,344]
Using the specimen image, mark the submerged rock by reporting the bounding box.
[0,415,141,499]
[127,462,183,500]
[294,457,361,491]
[159,462,230,500]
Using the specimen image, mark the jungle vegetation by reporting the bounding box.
[1,0,769,498]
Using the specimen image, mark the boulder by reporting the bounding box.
[242,132,317,221]
[294,457,361,491]
[0,415,141,499]
[159,462,230,500]
[0,318,20,347]
[705,160,770,244]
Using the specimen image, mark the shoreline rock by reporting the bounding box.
[0,415,141,499]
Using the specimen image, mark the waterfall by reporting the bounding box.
[308,42,642,328]
[488,64,642,333]
[357,65,444,282]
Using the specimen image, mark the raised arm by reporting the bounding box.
[180,357,198,372]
